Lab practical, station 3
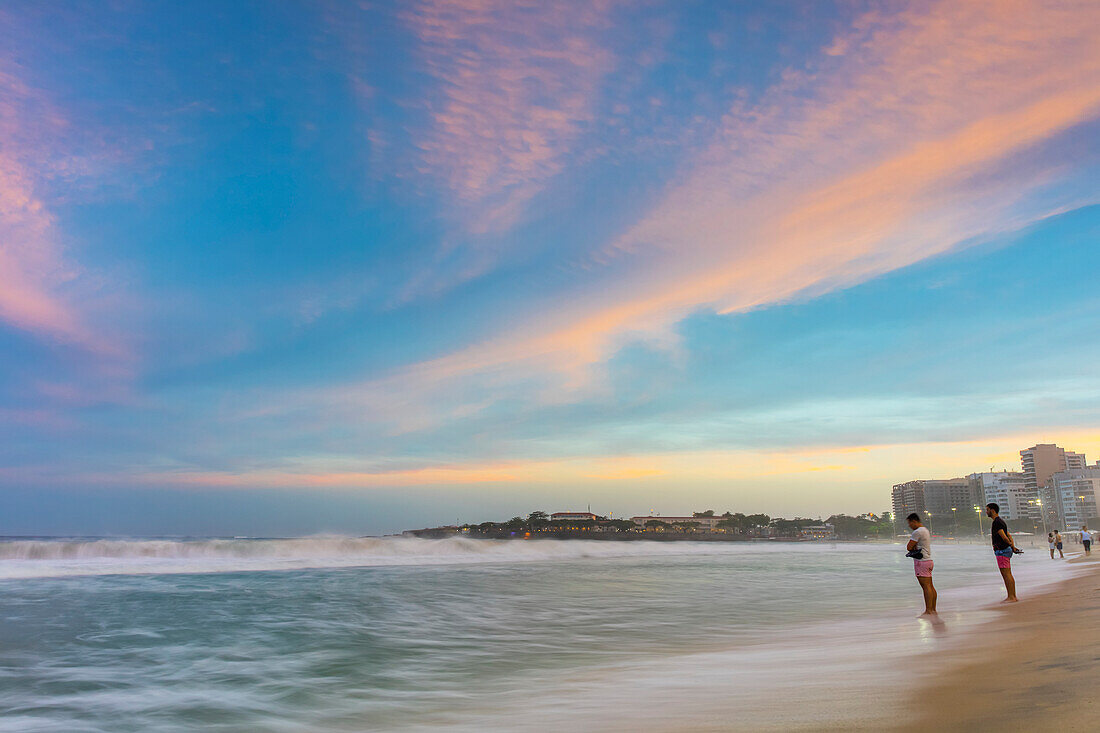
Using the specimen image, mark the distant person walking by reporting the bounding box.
[1081,526,1092,555]
[906,513,937,616]
[986,503,1020,602]
[1048,532,1056,559]
[1055,530,1064,558]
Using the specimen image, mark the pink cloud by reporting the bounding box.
[316,0,628,304]
[322,0,1100,427]
[0,56,119,353]
[403,0,619,231]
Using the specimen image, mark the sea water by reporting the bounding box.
[0,537,1081,732]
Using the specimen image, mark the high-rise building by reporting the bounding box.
[891,478,979,530]
[891,481,926,524]
[1050,468,1100,530]
[1021,444,1088,530]
[922,478,981,516]
[969,471,1035,523]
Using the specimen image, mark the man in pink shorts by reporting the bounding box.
[986,502,1019,602]
[906,513,936,616]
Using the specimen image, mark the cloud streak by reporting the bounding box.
[403,0,618,231]
[0,59,87,344]
[334,0,1100,426]
[0,52,127,357]
[82,427,1100,491]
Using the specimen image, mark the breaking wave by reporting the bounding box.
[0,535,743,579]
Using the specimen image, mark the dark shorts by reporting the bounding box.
[1057,542,1063,549]
[1085,540,1092,550]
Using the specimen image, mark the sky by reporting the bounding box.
[2,0,1100,536]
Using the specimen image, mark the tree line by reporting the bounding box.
[450,510,893,540]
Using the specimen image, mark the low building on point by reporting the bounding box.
[630,516,725,531]
[550,512,600,531]
[799,524,836,540]
[550,512,599,522]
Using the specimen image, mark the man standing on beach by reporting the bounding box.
[1081,526,1092,555]
[986,503,1019,603]
[1055,530,1064,559]
[906,513,936,615]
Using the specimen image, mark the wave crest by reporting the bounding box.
[0,535,733,579]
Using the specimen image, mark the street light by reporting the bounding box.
[974,505,983,535]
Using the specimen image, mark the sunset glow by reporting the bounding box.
[2,0,1100,534]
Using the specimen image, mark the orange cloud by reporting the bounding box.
[583,467,667,481]
[113,428,1100,491]
[323,0,1100,426]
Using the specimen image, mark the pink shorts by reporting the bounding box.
[914,559,934,577]
[996,554,1012,569]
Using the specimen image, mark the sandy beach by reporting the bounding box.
[903,553,1100,732]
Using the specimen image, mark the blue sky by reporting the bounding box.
[2,0,1099,535]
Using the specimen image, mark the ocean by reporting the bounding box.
[0,537,1079,732]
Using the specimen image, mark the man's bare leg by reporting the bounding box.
[917,576,937,614]
[999,567,1018,602]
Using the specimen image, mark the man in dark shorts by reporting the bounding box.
[1081,526,1092,555]
[986,503,1019,603]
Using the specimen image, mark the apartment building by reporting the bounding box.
[968,471,1037,522]
[1050,468,1100,530]
[1022,444,1089,529]
[891,481,926,522]
[891,478,980,528]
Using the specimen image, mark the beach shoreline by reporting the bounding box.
[902,553,1100,731]
[4,539,1095,732]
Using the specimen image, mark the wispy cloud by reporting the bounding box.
[75,428,1100,491]
[0,53,128,357]
[403,0,619,232]
[0,59,87,344]
[335,0,1100,426]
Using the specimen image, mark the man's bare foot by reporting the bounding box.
[918,611,938,617]
[1002,597,1019,603]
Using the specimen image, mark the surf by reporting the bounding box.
[0,535,746,578]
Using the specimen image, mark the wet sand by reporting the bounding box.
[902,553,1100,732]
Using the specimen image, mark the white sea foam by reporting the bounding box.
[0,536,752,579]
